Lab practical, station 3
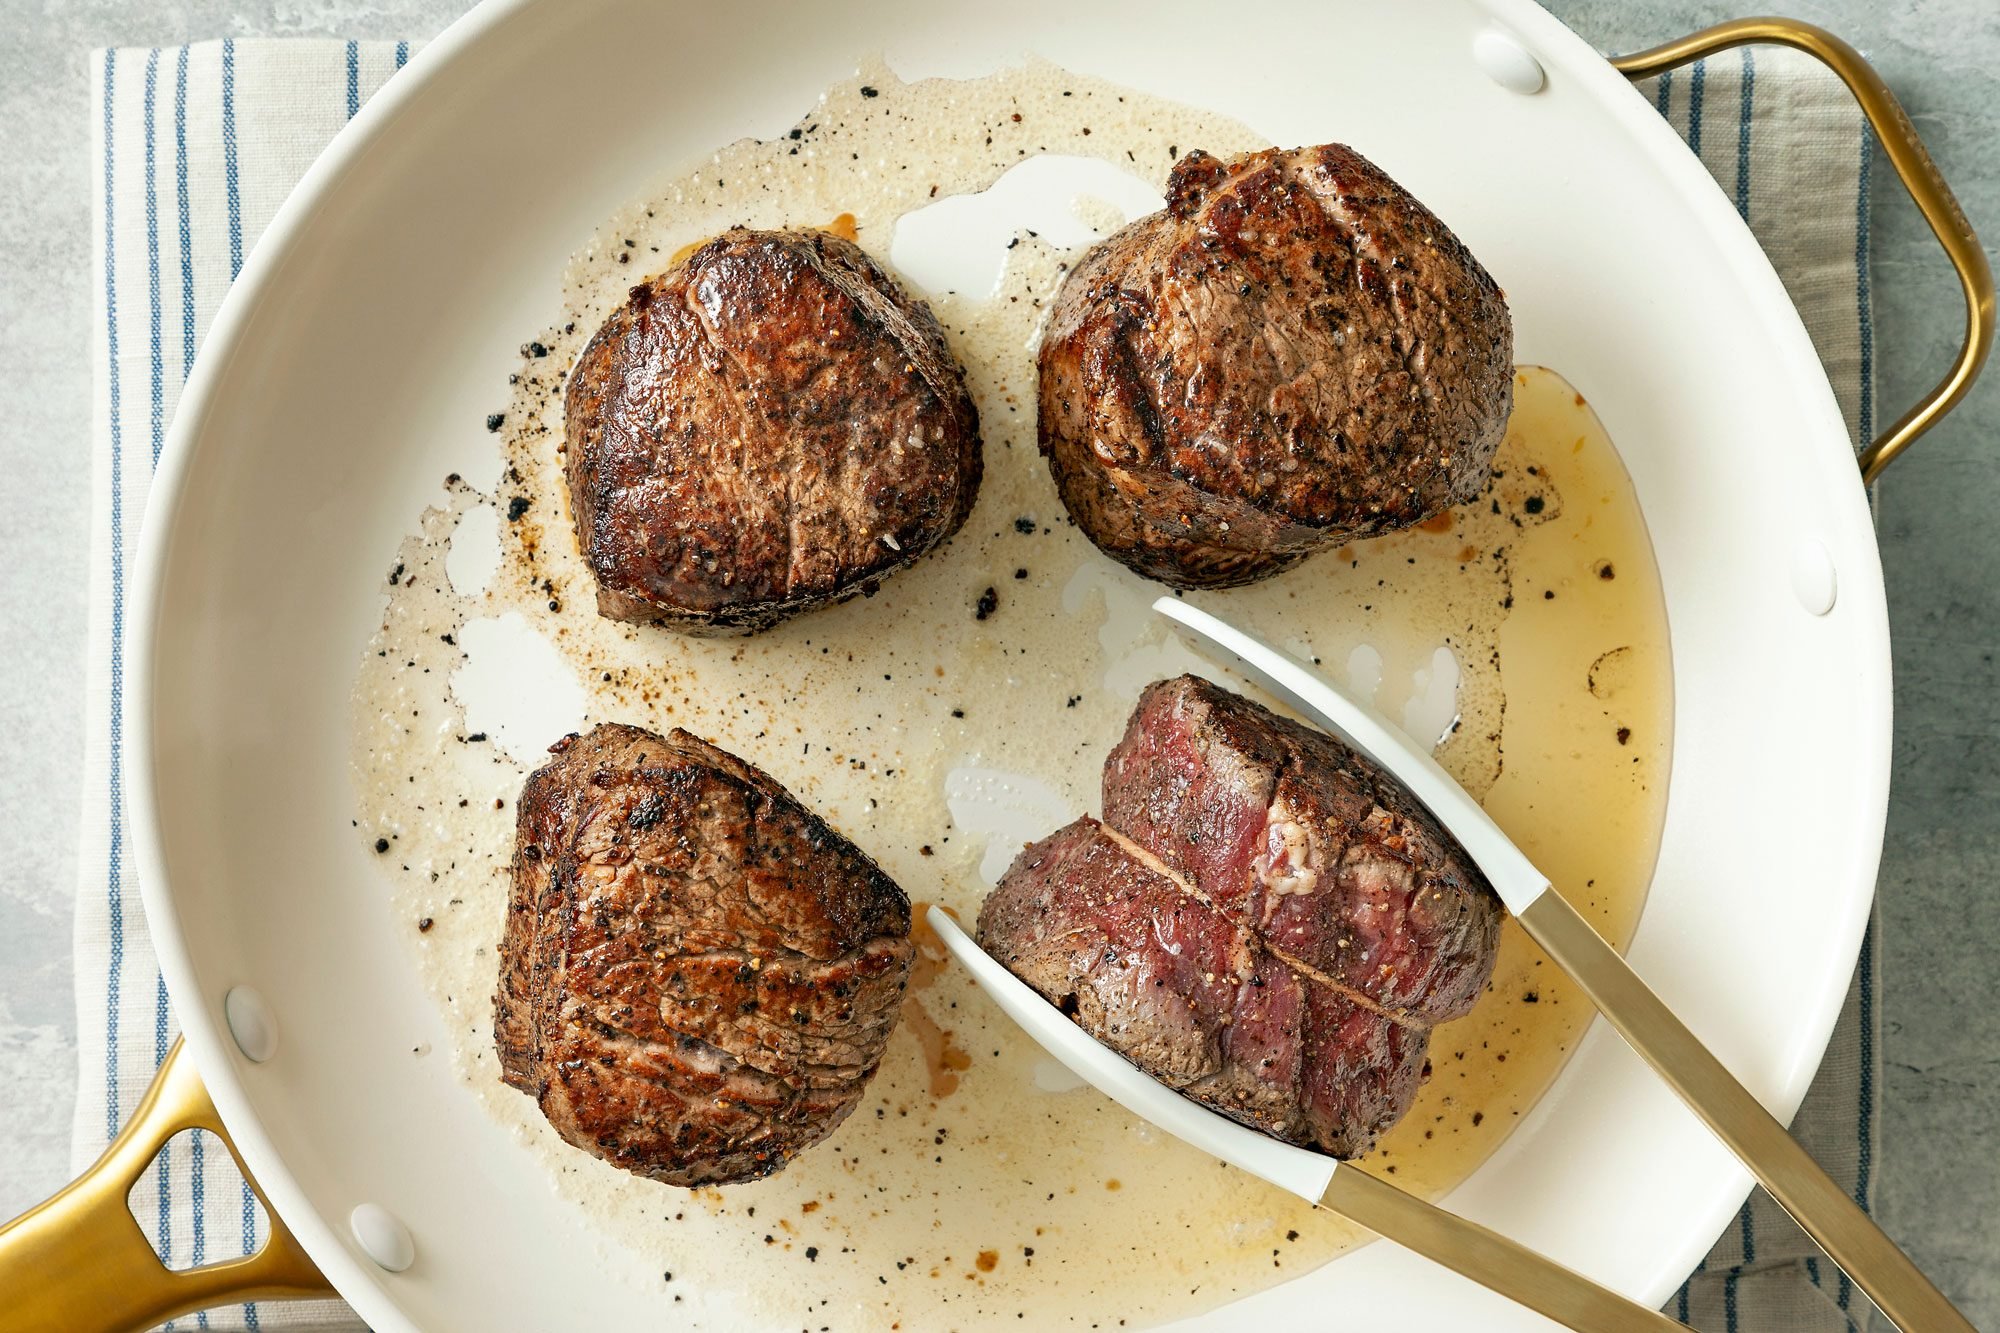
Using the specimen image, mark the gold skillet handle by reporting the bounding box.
[1611,17,1995,482]
[0,1039,335,1333]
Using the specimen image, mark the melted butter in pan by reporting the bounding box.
[352,60,1670,1332]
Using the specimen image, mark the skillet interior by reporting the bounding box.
[134,0,1888,1327]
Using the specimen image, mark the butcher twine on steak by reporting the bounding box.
[565,227,982,634]
[978,676,1502,1157]
[1038,144,1513,589]
[495,723,914,1186]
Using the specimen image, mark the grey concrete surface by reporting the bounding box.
[1,0,1993,1322]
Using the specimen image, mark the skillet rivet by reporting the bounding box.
[1790,539,1838,616]
[350,1203,417,1273]
[1473,28,1547,96]
[223,986,278,1063]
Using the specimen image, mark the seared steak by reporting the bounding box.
[1038,144,1513,588]
[1104,675,1500,1025]
[978,818,1426,1157]
[565,228,982,633]
[495,723,914,1186]
[977,675,1502,1158]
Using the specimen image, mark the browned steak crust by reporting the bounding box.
[1038,144,1513,588]
[565,228,982,633]
[495,723,914,1186]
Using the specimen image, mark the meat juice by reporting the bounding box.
[352,61,1671,1331]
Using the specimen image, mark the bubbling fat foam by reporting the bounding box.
[353,59,1672,1331]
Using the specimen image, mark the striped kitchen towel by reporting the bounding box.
[80,38,1880,1332]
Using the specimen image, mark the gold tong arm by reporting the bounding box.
[1321,1166,1686,1331]
[1612,17,1994,482]
[0,1039,335,1333]
[1518,891,1974,1333]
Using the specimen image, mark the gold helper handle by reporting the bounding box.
[1611,16,1995,482]
[1518,892,1974,1333]
[0,1039,335,1333]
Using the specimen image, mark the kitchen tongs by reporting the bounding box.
[930,903,1684,1331]
[1151,597,1973,1333]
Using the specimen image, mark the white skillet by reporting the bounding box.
[41,0,1980,1328]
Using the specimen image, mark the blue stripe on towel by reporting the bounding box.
[1856,122,1876,456]
[1724,1199,1757,1330]
[1808,1256,1861,1330]
[243,1181,261,1328]
[1734,49,1755,221]
[192,1126,210,1326]
[100,47,128,1148]
[154,969,172,1271]
[144,47,163,461]
[345,40,360,120]
[223,39,242,279]
[174,47,194,377]
[395,39,409,70]
[1857,924,1878,1201]
[1654,68,1672,117]
[1687,58,1706,156]
[1838,926,1879,1319]
[144,47,177,1294]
